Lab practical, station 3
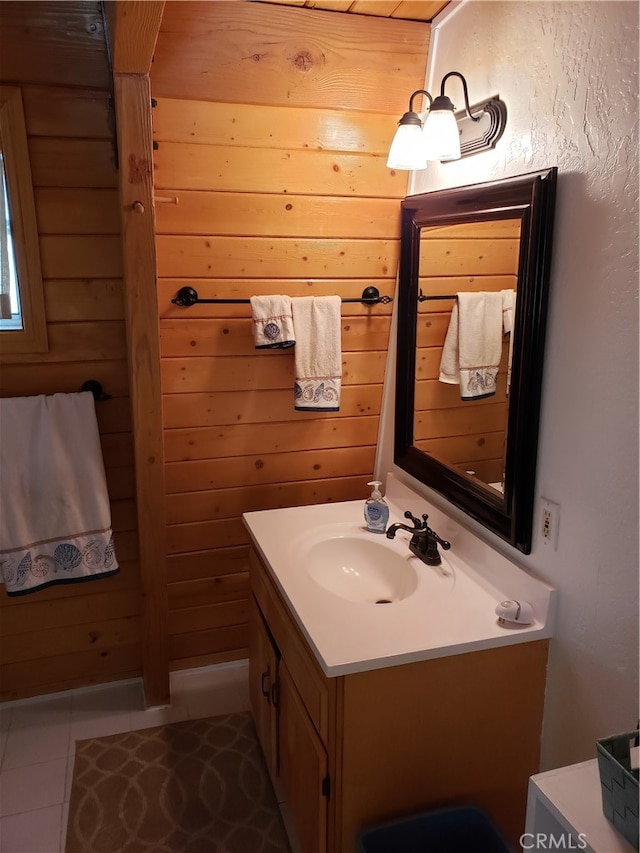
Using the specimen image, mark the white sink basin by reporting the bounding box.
[306,536,419,604]
[243,474,556,676]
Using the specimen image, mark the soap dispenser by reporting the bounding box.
[364,481,389,534]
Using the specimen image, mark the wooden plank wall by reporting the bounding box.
[151,1,430,670]
[415,218,521,485]
[0,2,142,700]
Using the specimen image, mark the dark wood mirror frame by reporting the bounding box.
[394,167,557,553]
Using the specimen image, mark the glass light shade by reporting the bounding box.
[386,124,427,170]
[423,109,461,161]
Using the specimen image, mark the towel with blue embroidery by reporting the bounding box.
[0,392,119,596]
[250,295,295,349]
[439,291,506,400]
[291,295,342,411]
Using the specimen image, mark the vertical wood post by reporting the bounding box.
[113,73,169,706]
[104,1,165,74]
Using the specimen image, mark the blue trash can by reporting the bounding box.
[356,805,511,853]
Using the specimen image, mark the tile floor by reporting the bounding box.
[0,660,251,853]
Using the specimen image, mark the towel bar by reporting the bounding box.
[171,286,393,308]
[418,290,459,301]
[80,380,111,401]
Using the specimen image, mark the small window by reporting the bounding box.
[1,152,22,329]
[0,86,47,354]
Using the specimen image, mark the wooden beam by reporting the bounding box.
[104,1,165,75]
[113,73,169,707]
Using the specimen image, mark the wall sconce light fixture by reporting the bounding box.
[386,89,432,171]
[387,71,507,170]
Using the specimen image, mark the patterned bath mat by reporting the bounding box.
[65,712,291,853]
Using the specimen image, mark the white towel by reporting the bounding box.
[0,392,119,596]
[501,289,517,394]
[439,291,504,400]
[250,295,295,349]
[291,296,342,411]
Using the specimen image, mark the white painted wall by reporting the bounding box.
[376,0,639,770]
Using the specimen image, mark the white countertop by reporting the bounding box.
[243,474,556,677]
[527,756,638,853]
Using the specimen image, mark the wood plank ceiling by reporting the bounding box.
[253,0,450,22]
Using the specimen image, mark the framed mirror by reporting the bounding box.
[394,168,557,553]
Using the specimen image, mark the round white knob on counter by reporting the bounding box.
[495,599,534,625]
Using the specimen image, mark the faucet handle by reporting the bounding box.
[403,510,424,529]
[433,532,451,551]
[421,514,451,551]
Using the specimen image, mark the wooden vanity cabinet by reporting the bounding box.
[248,546,549,853]
[279,659,330,853]
[248,601,279,779]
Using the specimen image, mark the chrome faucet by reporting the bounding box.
[386,511,451,566]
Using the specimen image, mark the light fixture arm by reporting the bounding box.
[394,90,434,129]
[408,89,433,115]
[437,71,483,122]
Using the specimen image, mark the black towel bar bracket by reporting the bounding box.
[171,285,393,308]
[80,380,111,402]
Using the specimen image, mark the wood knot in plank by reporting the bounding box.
[290,50,315,72]
[128,153,152,185]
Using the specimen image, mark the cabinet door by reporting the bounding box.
[249,595,279,779]
[279,659,329,853]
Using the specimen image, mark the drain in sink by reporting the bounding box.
[376,598,392,604]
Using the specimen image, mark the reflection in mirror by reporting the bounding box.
[414,218,521,494]
[395,168,557,553]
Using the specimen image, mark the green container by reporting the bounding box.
[596,729,639,850]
